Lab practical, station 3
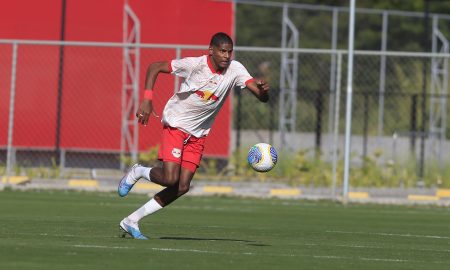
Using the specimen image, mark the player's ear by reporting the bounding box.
[208,46,213,56]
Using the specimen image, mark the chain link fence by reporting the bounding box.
[1,40,450,191]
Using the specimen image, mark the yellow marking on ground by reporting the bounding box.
[270,188,301,196]
[348,192,369,199]
[202,186,233,194]
[436,189,450,198]
[408,195,439,201]
[135,182,163,191]
[2,176,30,185]
[68,179,99,188]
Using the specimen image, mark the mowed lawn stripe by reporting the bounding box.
[0,190,449,270]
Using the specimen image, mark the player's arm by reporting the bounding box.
[245,79,270,103]
[136,61,171,125]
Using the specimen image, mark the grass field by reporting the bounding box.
[0,189,449,270]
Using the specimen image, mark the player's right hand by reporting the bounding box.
[136,100,159,126]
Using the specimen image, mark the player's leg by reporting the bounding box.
[118,161,183,197]
[120,164,194,239]
[119,127,203,239]
[147,162,180,187]
[151,135,205,206]
[119,127,187,238]
[118,126,185,196]
[153,163,196,206]
[124,162,194,221]
[150,138,203,206]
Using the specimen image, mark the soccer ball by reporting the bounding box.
[247,143,278,172]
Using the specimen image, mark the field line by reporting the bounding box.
[326,230,450,239]
[73,244,131,249]
[68,244,448,264]
[325,243,450,253]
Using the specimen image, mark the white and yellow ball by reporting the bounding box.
[247,143,278,172]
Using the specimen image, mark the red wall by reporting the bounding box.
[0,0,233,157]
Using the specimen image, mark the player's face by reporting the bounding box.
[209,43,233,71]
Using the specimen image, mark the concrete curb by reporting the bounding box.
[3,177,450,206]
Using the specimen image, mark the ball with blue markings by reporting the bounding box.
[247,143,278,172]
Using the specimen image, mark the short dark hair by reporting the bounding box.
[210,32,233,47]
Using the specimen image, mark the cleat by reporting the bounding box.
[118,164,141,197]
[119,218,148,240]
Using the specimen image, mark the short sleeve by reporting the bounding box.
[233,61,254,89]
[170,57,202,78]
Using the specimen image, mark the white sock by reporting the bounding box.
[135,166,152,181]
[128,198,163,223]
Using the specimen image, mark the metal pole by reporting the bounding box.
[410,94,418,153]
[331,52,342,199]
[377,11,388,143]
[328,8,339,143]
[6,43,19,186]
[418,0,430,186]
[315,90,323,156]
[235,87,242,174]
[279,4,288,148]
[59,149,66,178]
[363,92,369,159]
[55,0,67,166]
[120,3,128,171]
[132,13,140,164]
[342,0,356,203]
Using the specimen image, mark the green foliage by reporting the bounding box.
[234,0,450,139]
[212,147,450,188]
[200,159,218,176]
[4,146,450,189]
[2,158,62,179]
[121,145,160,167]
[237,1,450,51]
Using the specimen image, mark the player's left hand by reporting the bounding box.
[256,80,269,92]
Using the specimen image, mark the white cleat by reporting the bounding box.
[119,218,148,240]
[118,164,142,197]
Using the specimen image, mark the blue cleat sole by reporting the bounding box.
[119,220,148,240]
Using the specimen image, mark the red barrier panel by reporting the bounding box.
[0,0,233,158]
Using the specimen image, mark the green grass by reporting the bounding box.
[0,190,449,270]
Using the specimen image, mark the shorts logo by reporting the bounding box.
[172,148,181,158]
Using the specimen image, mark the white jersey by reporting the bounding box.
[162,55,253,137]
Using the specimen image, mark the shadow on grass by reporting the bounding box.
[159,236,270,246]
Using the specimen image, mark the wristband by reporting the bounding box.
[143,89,153,100]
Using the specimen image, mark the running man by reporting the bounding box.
[118,32,270,239]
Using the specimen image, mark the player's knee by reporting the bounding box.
[178,183,190,195]
[167,176,179,186]
[162,172,179,186]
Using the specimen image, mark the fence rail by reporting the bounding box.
[1,39,450,192]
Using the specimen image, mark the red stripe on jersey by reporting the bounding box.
[207,55,223,74]
[168,60,173,73]
[245,78,255,85]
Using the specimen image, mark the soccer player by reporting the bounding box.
[118,32,270,239]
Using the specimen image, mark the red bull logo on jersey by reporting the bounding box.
[195,90,218,102]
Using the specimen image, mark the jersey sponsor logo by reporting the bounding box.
[195,90,218,102]
[172,148,182,158]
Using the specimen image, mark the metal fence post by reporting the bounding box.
[6,43,19,187]
[331,52,343,200]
